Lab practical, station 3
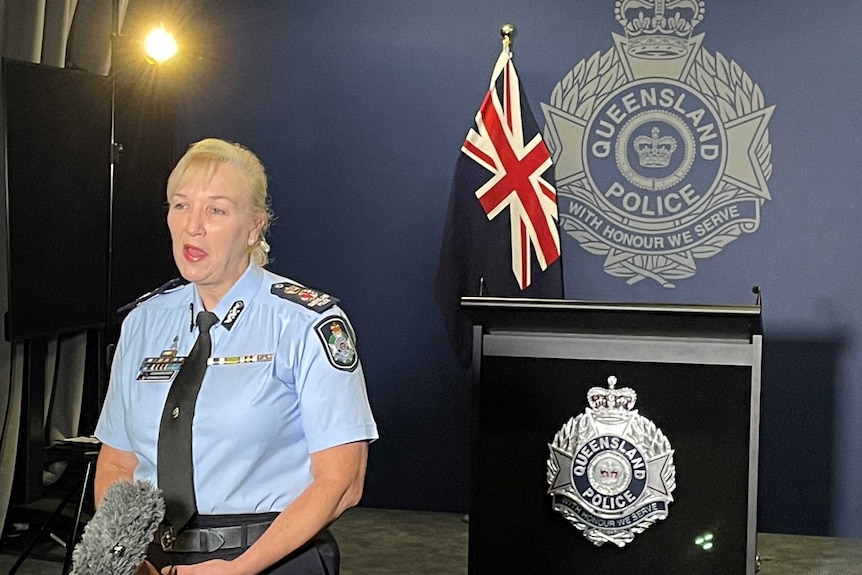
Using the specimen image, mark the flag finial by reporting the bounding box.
[500,24,515,52]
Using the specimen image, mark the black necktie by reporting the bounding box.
[157,310,219,530]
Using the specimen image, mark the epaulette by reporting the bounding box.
[117,278,186,315]
[270,281,338,313]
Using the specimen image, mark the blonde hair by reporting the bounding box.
[167,138,275,266]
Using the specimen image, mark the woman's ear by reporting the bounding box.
[248,213,265,246]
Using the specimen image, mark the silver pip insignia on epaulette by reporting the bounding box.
[270,282,338,313]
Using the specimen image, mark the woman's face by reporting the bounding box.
[167,162,264,305]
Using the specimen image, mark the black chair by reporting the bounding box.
[8,439,100,575]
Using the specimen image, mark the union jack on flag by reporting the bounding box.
[436,46,563,365]
[461,49,562,290]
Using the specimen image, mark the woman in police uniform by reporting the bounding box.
[94,138,378,575]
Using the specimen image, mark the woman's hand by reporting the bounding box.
[161,559,242,575]
[136,560,160,575]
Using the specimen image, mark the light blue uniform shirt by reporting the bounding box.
[95,264,378,514]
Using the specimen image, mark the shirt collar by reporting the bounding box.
[191,263,264,325]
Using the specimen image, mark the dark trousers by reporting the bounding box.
[146,513,339,575]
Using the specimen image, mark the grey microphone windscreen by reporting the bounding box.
[70,480,164,575]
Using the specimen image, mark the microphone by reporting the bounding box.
[71,480,165,575]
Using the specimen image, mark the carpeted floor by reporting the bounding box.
[0,505,469,575]
[334,508,468,575]
[6,500,862,574]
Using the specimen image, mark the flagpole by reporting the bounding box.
[497,22,566,299]
[501,23,515,54]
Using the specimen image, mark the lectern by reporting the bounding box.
[463,297,762,575]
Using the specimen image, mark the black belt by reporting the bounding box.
[156,520,272,552]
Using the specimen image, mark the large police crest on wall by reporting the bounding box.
[542,0,774,287]
[547,376,676,547]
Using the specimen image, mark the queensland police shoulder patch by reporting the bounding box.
[314,317,358,372]
[271,281,338,313]
[546,376,676,548]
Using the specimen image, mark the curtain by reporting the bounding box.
[0,0,127,535]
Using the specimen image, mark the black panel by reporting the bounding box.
[109,39,178,325]
[3,59,111,340]
[471,357,752,574]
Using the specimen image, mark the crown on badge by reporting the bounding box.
[635,127,677,168]
[588,376,637,412]
[615,0,705,58]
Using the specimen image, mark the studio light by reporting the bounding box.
[143,23,178,65]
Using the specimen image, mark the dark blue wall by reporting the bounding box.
[171,0,862,536]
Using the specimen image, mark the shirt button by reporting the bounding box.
[172,407,180,418]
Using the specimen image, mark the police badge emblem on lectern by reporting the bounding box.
[546,376,676,547]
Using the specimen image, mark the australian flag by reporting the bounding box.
[436,47,564,365]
